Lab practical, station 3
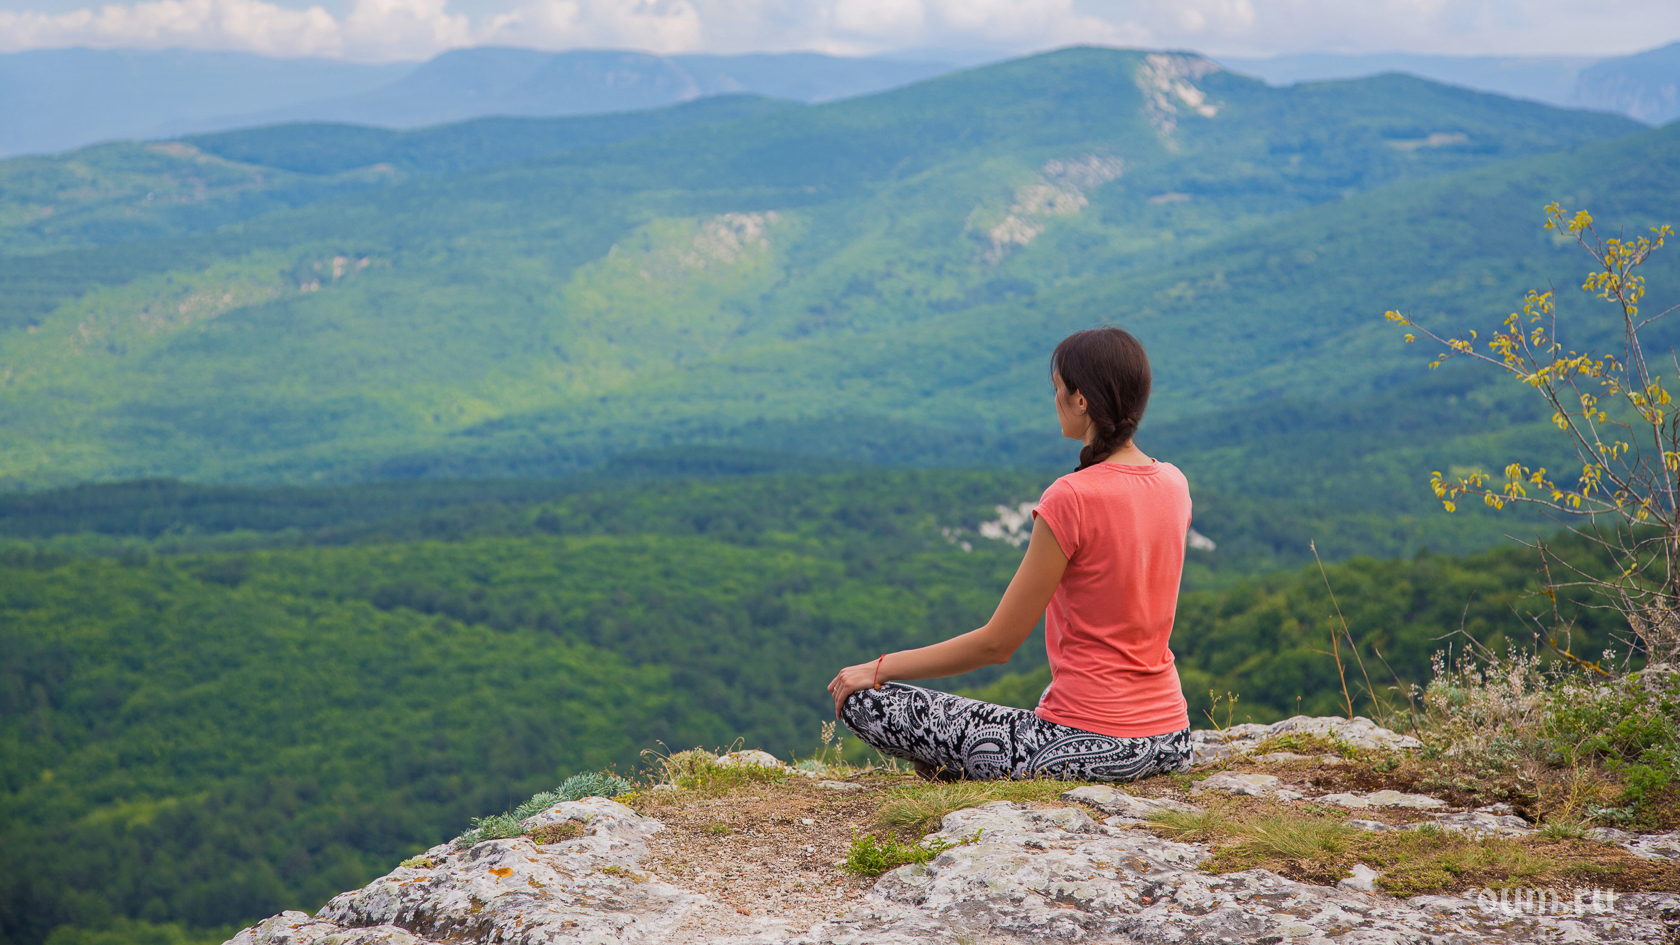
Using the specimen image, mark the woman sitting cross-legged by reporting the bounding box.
[828,326,1192,782]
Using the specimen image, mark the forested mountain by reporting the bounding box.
[0,48,1657,565]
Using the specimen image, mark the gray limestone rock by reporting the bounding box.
[1624,830,1680,860]
[234,798,705,945]
[225,912,422,945]
[1252,751,1314,763]
[1337,863,1382,893]
[1315,790,1447,810]
[1191,715,1420,764]
[1191,771,1305,800]
[1417,811,1536,839]
[1060,784,1200,821]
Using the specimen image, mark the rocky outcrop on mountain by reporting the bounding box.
[226,717,1680,945]
[229,797,1680,945]
[1190,714,1421,765]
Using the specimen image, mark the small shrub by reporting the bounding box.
[454,813,523,848]
[841,830,980,876]
[1543,668,1680,828]
[512,791,562,820]
[556,771,634,802]
[1251,733,1364,760]
[456,771,634,848]
[1538,819,1591,841]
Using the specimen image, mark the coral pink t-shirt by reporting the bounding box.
[1030,460,1191,738]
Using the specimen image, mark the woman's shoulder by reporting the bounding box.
[1155,460,1190,486]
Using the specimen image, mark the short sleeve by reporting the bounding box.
[1031,476,1081,559]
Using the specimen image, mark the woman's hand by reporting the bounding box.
[828,658,883,719]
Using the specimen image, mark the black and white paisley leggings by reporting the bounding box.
[841,682,1192,782]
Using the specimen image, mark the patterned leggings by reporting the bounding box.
[842,683,1192,782]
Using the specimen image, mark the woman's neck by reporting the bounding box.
[1095,441,1152,466]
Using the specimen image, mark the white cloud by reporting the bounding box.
[0,0,341,55]
[829,0,920,37]
[0,0,1674,61]
[482,0,700,53]
[343,0,471,56]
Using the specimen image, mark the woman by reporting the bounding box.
[828,327,1192,782]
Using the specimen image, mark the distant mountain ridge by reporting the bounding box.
[1223,40,1680,124]
[1574,42,1680,124]
[0,47,411,157]
[8,40,1676,161]
[0,46,959,158]
[214,47,958,130]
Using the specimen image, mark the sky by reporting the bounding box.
[0,0,1677,63]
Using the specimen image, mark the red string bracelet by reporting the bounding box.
[872,654,887,689]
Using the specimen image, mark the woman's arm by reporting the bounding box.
[828,515,1069,717]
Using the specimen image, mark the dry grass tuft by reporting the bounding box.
[526,821,583,844]
[1145,807,1240,844]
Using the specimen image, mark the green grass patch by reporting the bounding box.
[841,830,981,877]
[1363,826,1551,896]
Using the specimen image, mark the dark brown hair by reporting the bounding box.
[1052,327,1152,471]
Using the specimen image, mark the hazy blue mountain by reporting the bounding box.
[0,47,412,158]
[0,46,956,158]
[212,47,959,130]
[1221,44,1680,125]
[181,96,795,176]
[1218,51,1594,108]
[1574,41,1680,124]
